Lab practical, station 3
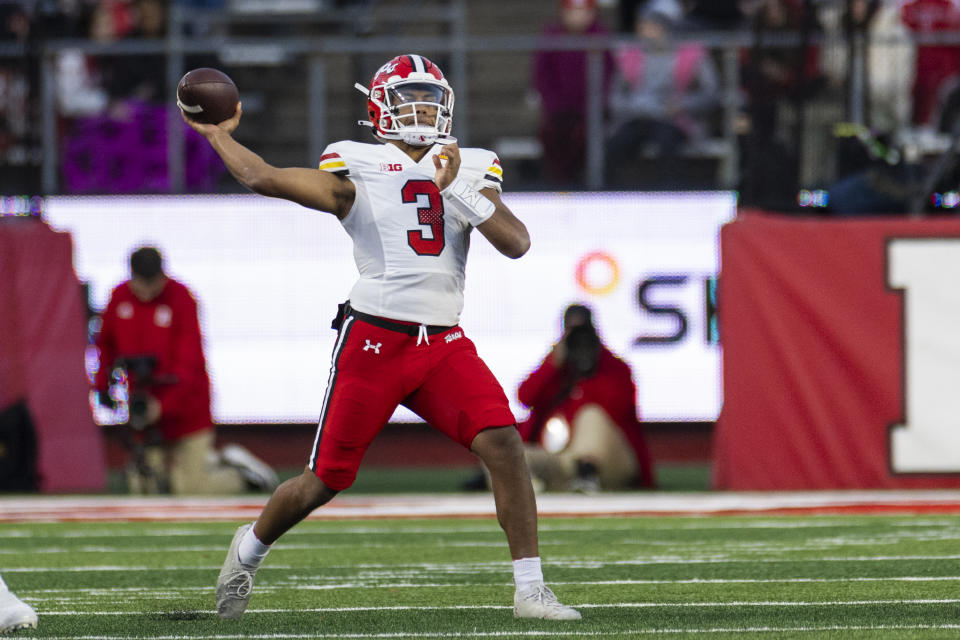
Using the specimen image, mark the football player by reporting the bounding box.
[0,573,37,634]
[183,54,581,621]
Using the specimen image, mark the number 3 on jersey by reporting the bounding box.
[403,179,446,256]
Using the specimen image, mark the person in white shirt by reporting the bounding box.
[183,53,580,622]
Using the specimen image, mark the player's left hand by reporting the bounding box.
[432,143,460,191]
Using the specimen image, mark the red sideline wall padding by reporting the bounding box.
[0,221,106,492]
[714,212,960,490]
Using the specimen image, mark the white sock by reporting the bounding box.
[237,522,271,566]
[512,557,543,590]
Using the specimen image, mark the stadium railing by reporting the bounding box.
[3,1,960,196]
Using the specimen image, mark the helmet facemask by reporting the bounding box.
[388,82,453,142]
[358,75,456,147]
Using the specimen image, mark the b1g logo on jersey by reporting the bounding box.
[380,162,403,173]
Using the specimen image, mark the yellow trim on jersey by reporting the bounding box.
[319,160,347,172]
[486,164,503,178]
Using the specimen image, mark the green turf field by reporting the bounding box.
[2,514,959,638]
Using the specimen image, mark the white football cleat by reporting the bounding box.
[215,524,260,619]
[0,585,37,634]
[513,582,581,620]
[220,444,279,492]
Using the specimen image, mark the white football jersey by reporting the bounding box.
[318,140,504,326]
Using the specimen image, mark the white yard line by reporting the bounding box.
[2,490,960,522]
[5,529,960,553]
[13,576,960,592]
[0,541,520,554]
[6,552,960,574]
[29,599,960,616]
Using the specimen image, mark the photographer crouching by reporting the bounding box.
[516,304,655,492]
[94,246,277,495]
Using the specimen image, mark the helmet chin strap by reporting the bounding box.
[399,131,458,147]
[402,137,435,147]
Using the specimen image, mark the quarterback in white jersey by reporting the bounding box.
[184,53,581,623]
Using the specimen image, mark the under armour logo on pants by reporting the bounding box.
[363,340,382,354]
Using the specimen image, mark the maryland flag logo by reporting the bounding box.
[319,153,348,175]
[484,157,502,184]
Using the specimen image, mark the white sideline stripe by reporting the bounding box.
[33,599,960,616]
[31,624,960,638]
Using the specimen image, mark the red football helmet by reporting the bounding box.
[355,54,455,146]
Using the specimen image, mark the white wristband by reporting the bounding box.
[440,177,495,227]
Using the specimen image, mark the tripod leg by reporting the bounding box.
[125,442,168,494]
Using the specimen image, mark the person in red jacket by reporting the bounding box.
[517,304,654,491]
[95,246,276,494]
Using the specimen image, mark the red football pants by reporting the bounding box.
[308,313,516,491]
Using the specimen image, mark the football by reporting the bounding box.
[176,68,239,125]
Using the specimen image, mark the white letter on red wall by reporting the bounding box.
[888,238,960,473]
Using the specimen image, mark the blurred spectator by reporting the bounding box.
[102,0,166,105]
[738,0,823,207]
[901,0,960,126]
[55,2,110,118]
[816,0,916,216]
[739,0,823,133]
[176,0,226,6]
[0,2,31,164]
[531,0,614,187]
[516,304,654,492]
[637,0,691,29]
[605,3,720,188]
[618,0,645,31]
[619,0,744,32]
[40,0,93,39]
[824,164,913,216]
[94,246,278,495]
[0,2,30,41]
[686,0,745,30]
[55,0,165,117]
[55,49,108,117]
[57,0,224,193]
[821,0,915,134]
